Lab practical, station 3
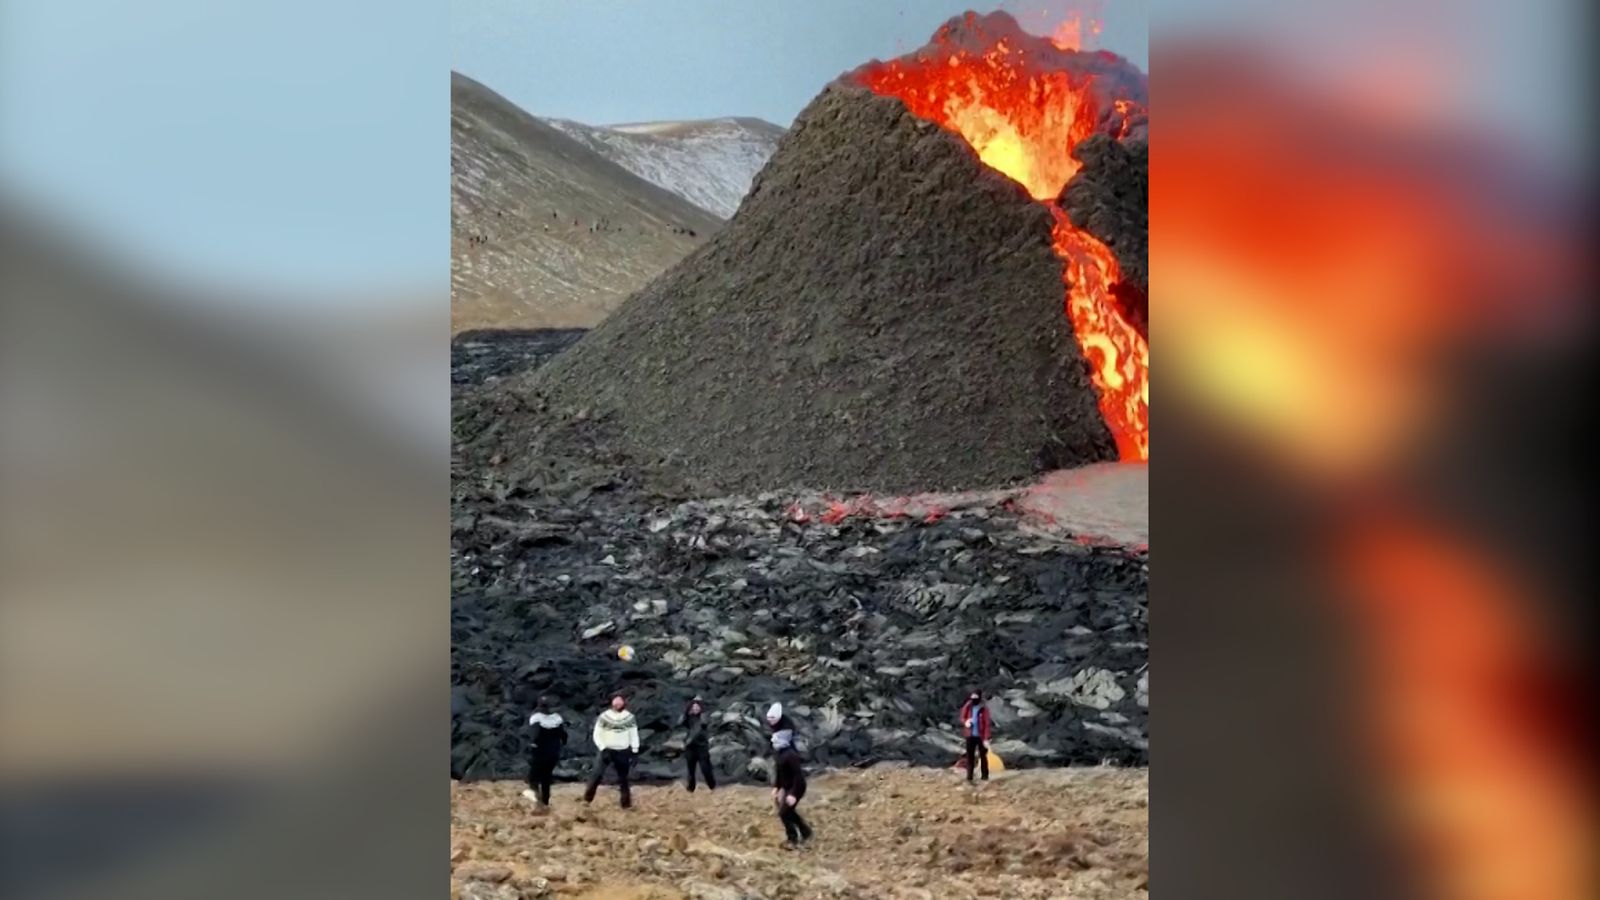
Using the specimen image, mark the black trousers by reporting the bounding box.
[583,749,633,807]
[527,751,559,805]
[777,795,812,843]
[685,743,716,792]
[965,736,989,780]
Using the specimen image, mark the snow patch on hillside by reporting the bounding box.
[545,117,784,219]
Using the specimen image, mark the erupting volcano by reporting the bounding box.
[504,11,1149,493]
[852,11,1150,460]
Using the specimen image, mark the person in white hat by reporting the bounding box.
[765,702,795,752]
[769,712,812,847]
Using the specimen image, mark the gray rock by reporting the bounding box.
[451,350,1149,779]
[459,883,520,900]
[1065,667,1126,710]
[1010,697,1044,718]
[683,882,745,900]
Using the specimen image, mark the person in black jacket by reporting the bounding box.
[523,696,566,806]
[771,728,812,847]
[682,696,716,792]
[764,702,796,750]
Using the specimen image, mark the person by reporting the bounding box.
[682,696,715,792]
[523,696,566,806]
[765,702,796,750]
[960,690,993,782]
[772,727,812,847]
[584,694,639,808]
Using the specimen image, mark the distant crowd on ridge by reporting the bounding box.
[458,209,699,246]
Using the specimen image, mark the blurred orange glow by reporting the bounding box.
[1160,43,1594,900]
[1157,50,1581,479]
[1340,515,1593,900]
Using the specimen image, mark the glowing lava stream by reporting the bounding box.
[1052,210,1149,460]
[855,28,1150,460]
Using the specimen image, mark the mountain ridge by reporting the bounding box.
[543,114,785,218]
[451,71,722,332]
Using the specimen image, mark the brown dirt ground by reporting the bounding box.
[451,767,1148,900]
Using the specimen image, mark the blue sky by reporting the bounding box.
[0,0,448,301]
[2,1,1581,302]
[1,2,1147,299]
[452,1,1149,127]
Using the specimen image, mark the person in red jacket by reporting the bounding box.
[960,690,993,782]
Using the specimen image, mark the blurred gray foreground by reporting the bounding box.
[0,209,444,900]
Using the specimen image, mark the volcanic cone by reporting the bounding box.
[520,81,1117,494]
[1063,133,1148,336]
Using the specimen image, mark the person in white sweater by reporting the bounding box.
[583,694,640,808]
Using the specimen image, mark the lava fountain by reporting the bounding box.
[852,11,1150,460]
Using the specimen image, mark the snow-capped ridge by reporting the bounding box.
[543,116,786,219]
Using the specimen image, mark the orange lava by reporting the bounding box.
[855,17,1150,460]
[1049,11,1103,52]
[1052,209,1149,459]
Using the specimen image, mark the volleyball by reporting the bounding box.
[617,645,635,662]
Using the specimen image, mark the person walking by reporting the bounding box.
[682,696,716,792]
[960,690,993,782]
[772,728,812,847]
[765,702,796,750]
[584,694,639,808]
[522,696,566,806]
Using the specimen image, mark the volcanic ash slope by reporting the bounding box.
[522,83,1117,494]
[450,72,722,333]
[1063,133,1149,335]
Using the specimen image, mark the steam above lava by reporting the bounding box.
[850,11,1150,460]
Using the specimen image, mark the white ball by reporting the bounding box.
[618,645,635,662]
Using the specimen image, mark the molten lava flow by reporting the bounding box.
[857,39,1100,202]
[1052,209,1150,459]
[855,19,1150,460]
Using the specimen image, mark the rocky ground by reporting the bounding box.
[451,767,1148,900]
[452,331,1147,783]
[453,329,588,387]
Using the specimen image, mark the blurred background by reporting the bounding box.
[1,0,445,897]
[1152,1,1595,899]
[0,0,1592,899]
